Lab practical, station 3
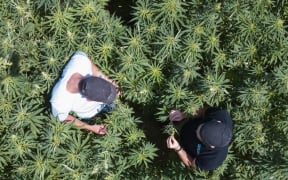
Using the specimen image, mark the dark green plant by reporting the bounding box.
[1,0,288,179]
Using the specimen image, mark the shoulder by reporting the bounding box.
[180,117,204,142]
[68,51,90,66]
[196,146,229,171]
[181,117,202,132]
[65,51,92,76]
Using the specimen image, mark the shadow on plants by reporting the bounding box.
[131,102,172,167]
[10,53,20,76]
[106,0,174,166]
[106,0,136,27]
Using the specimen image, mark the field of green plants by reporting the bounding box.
[1,0,288,179]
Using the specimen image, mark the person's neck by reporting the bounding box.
[66,73,83,93]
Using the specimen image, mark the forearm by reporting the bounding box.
[176,148,196,167]
[64,115,92,131]
[64,115,106,134]
[90,59,114,83]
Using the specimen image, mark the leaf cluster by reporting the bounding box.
[1,0,288,179]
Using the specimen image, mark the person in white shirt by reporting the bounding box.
[50,51,119,134]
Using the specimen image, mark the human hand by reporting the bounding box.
[111,80,121,96]
[90,124,107,135]
[167,135,181,150]
[115,86,121,96]
[169,110,186,122]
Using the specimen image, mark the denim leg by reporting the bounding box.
[100,103,116,113]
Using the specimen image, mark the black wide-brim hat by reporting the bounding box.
[79,76,117,104]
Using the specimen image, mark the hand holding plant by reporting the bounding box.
[169,110,186,122]
[167,135,181,150]
[89,124,107,135]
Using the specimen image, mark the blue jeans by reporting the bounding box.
[100,103,116,113]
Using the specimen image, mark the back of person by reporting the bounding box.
[50,51,104,121]
[49,50,119,135]
[180,108,233,170]
[167,107,233,170]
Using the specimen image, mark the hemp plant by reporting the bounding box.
[1,0,288,179]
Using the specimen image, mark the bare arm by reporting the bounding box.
[89,59,121,96]
[169,110,187,122]
[167,135,196,167]
[169,107,209,122]
[175,147,196,167]
[64,114,106,135]
[89,59,117,86]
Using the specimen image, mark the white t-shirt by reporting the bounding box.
[50,51,104,121]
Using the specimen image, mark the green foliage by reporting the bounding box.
[1,0,288,179]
